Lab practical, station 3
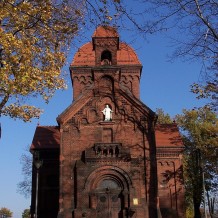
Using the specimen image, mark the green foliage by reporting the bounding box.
[22,209,30,218]
[0,207,13,217]
[155,108,173,124]
[176,107,218,152]
[176,106,218,217]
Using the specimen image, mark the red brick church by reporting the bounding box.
[30,26,185,218]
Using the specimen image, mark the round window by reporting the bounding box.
[100,196,106,202]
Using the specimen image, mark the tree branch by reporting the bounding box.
[0,93,9,113]
[194,0,218,41]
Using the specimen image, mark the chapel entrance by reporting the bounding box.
[95,179,124,218]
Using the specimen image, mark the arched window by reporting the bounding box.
[101,50,112,65]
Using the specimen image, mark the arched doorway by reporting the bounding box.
[85,166,131,218]
[95,179,124,218]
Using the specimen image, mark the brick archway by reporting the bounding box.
[84,166,132,218]
[84,165,132,191]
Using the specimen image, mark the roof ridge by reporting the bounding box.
[37,125,59,128]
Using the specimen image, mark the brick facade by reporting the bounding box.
[30,26,185,218]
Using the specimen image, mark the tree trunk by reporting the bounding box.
[207,190,215,217]
[193,195,201,218]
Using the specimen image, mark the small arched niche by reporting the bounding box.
[99,76,114,93]
[101,50,112,65]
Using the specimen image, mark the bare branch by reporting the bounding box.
[194,0,218,40]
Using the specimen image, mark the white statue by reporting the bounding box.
[102,105,113,121]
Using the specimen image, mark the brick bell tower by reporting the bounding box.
[56,26,158,218]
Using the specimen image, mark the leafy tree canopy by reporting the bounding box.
[22,208,30,218]
[0,207,13,217]
[0,0,84,121]
[155,108,173,124]
[176,106,218,217]
[176,107,218,153]
[0,0,126,122]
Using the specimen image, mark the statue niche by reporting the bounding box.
[102,105,113,121]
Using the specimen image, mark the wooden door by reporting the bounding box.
[96,188,122,218]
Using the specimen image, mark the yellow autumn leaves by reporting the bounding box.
[0,0,122,121]
[0,0,82,121]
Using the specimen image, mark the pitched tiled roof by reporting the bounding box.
[155,124,183,147]
[117,42,141,65]
[92,26,119,37]
[72,42,141,66]
[30,126,60,150]
[72,42,95,66]
[30,124,183,150]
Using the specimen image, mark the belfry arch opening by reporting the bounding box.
[101,50,112,65]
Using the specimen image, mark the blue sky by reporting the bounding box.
[0,24,207,217]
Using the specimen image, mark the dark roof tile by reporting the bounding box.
[155,124,183,147]
[30,126,60,150]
